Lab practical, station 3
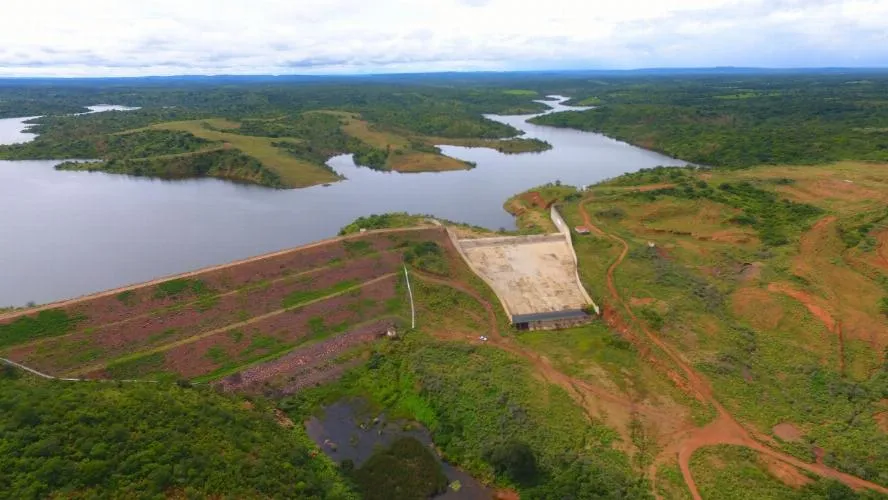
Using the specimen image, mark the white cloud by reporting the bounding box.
[0,0,885,76]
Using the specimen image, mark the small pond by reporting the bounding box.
[305,399,494,499]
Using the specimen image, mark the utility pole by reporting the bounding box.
[403,265,415,329]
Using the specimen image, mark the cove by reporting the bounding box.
[0,98,685,306]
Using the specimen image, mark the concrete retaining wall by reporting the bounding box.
[551,205,599,315]
[445,228,515,321]
[456,233,565,249]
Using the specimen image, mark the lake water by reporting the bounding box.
[0,98,684,306]
[0,105,140,145]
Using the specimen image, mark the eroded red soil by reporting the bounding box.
[577,200,888,499]
[217,319,393,393]
[772,422,803,443]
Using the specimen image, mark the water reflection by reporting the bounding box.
[0,98,685,306]
[305,399,493,499]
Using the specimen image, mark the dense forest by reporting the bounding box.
[0,82,540,136]
[0,367,355,499]
[4,71,888,177]
[0,81,546,185]
[5,71,887,185]
[530,73,888,167]
[56,149,287,187]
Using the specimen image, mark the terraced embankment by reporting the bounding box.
[0,228,449,384]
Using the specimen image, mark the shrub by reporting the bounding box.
[484,440,539,485]
[352,437,447,500]
[596,207,626,220]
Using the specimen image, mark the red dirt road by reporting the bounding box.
[412,271,683,444]
[577,200,888,499]
[768,282,846,374]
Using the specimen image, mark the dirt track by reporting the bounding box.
[577,200,888,499]
[768,282,845,374]
[412,271,683,448]
[878,232,888,270]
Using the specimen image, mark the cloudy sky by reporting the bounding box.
[1,0,886,76]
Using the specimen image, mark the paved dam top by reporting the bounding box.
[456,233,592,320]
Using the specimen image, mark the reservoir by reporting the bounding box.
[0,98,684,306]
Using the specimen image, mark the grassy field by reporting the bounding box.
[146,119,340,187]
[507,161,888,497]
[152,113,482,181]
[689,445,884,500]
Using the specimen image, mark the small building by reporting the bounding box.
[512,310,591,331]
[574,226,591,235]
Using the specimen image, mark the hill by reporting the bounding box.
[507,161,888,498]
[0,83,552,187]
[530,74,888,168]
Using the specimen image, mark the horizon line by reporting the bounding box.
[2,66,888,80]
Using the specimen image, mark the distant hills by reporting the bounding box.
[2,66,888,86]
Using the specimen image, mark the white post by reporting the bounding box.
[1,357,57,380]
[403,265,416,329]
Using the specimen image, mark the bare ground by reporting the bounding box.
[576,199,888,499]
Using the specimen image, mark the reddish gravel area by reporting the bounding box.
[522,191,549,209]
[151,276,398,380]
[0,228,445,333]
[216,319,393,393]
[275,361,363,396]
[6,252,404,375]
[2,227,448,380]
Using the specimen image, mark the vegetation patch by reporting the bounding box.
[57,148,285,188]
[153,278,211,299]
[342,239,373,257]
[690,445,876,500]
[0,310,84,348]
[285,333,648,497]
[0,372,355,499]
[403,241,449,275]
[626,171,823,246]
[281,279,359,309]
[337,213,480,236]
[530,75,888,167]
[351,437,447,500]
[105,352,167,379]
[432,136,552,154]
[115,290,136,306]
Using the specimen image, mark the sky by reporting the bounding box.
[1,0,886,77]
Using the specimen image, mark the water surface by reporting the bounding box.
[305,399,492,499]
[0,116,40,145]
[0,105,141,146]
[0,98,685,306]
